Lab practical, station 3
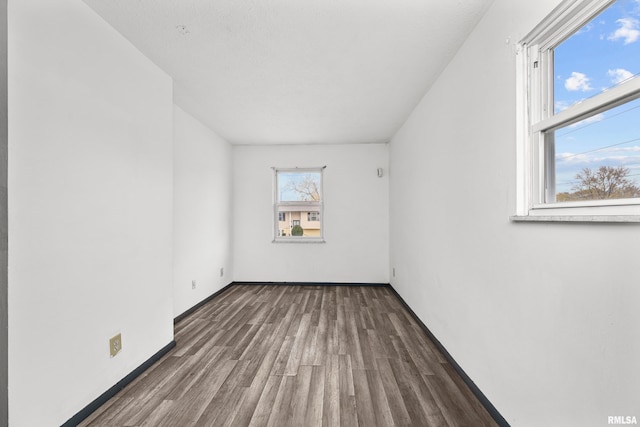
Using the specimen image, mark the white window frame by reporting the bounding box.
[514,0,640,222]
[273,167,325,243]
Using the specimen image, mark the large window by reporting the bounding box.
[273,167,324,242]
[516,0,640,221]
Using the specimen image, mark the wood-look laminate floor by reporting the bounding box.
[80,285,498,427]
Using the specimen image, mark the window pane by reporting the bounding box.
[554,0,640,114]
[276,208,321,237]
[553,96,640,201]
[277,172,321,202]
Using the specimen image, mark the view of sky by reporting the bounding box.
[277,171,321,202]
[553,0,640,194]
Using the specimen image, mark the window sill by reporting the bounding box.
[272,238,326,243]
[510,215,640,223]
[512,200,640,222]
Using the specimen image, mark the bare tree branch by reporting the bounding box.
[558,166,640,201]
[284,174,320,201]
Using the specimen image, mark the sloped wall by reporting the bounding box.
[390,1,640,425]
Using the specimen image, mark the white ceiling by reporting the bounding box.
[84,0,493,145]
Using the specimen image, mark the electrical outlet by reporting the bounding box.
[220,267,224,277]
[192,280,196,289]
[392,268,396,277]
[110,333,122,358]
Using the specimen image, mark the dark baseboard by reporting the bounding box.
[387,285,510,427]
[174,282,235,324]
[230,281,389,287]
[62,283,234,426]
[61,340,176,427]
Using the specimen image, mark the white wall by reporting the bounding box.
[173,105,233,317]
[0,0,7,423]
[233,143,388,283]
[8,1,174,426]
[390,1,640,426]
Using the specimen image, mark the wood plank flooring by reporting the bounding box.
[80,285,498,426]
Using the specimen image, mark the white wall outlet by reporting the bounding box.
[392,267,396,277]
[192,280,196,289]
[109,333,122,358]
[220,267,224,277]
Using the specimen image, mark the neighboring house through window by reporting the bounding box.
[515,0,640,221]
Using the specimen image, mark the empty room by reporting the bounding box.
[3,0,640,426]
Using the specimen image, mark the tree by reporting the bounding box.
[284,174,320,201]
[291,224,304,236]
[559,166,640,201]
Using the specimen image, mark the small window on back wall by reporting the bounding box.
[516,0,640,221]
[273,167,325,242]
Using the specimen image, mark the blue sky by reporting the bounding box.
[553,0,640,193]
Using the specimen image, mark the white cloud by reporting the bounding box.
[555,100,570,113]
[556,152,577,160]
[609,145,640,153]
[555,152,592,165]
[568,113,604,128]
[556,151,640,167]
[564,72,593,91]
[576,23,594,35]
[608,18,640,44]
[608,68,634,84]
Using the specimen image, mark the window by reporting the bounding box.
[516,0,640,221]
[273,167,325,242]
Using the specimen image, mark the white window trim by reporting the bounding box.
[273,167,326,243]
[513,0,640,222]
